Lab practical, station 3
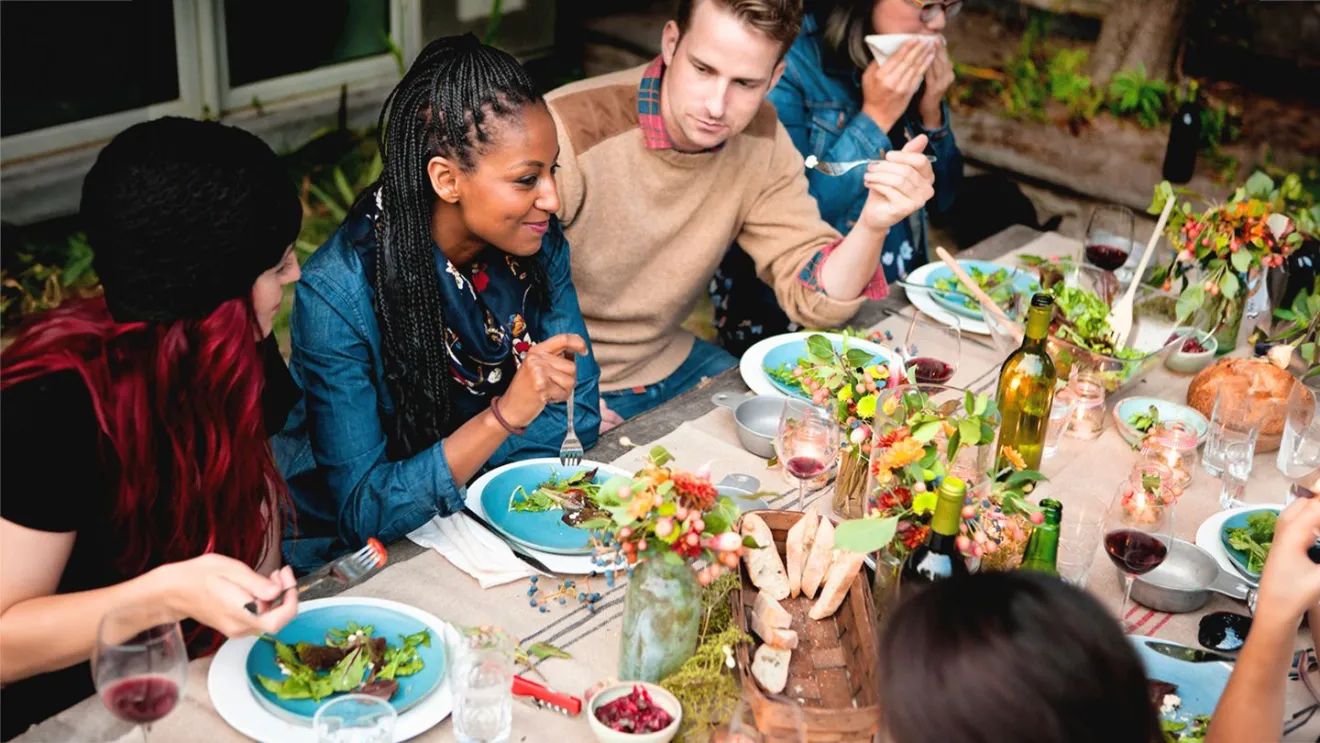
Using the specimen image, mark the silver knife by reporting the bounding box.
[1144,639,1236,664]
[461,506,554,574]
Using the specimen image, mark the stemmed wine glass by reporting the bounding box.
[776,399,840,511]
[1278,380,1320,501]
[1103,462,1176,624]
[903,310,961,385]
[1083,205,1136,274]
[93,606,188,741]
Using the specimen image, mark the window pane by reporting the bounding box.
[1,1,179,137]
[224,0,391,88]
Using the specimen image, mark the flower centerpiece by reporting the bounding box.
[834,385,1047,572]
[574,447,755,683]
[1149,171,1314,353]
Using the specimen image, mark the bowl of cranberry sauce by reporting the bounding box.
[587,682,682,743]
[1164,329,1217,375]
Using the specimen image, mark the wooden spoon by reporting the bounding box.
[1110,197,1176,350]
[934,247,1024,344]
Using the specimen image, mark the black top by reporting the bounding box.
[0,337,299,740]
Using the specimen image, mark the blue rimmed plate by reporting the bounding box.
[923,259,1039,320]
[475,458,631,555]
[1219,506,1279,580]
[1130,635,1231,733]
[756,334,889,401]
[245,604,446,724]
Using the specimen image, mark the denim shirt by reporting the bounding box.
[769,14,963,281]
[274,213,602,573]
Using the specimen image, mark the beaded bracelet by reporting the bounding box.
[489,395,527,436]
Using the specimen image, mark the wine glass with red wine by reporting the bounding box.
[904,311,961,385]
[93,606,188,741]
[1083,205,1136,273]
[1103,462,1176,623]
[775,399,840,510]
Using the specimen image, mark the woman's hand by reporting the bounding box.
[499,334,587,428]
[155,555,298,637]
[918,40,955,130]
[1256,497,1320,624]
[858,134,935,233]
[861,40,936,133]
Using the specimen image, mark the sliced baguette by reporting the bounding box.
[808,550,865,620]
[741,513,789,600]
[751,645,791,695]
[753,592,792,629]
[785,511,820,598]
[750,610,799,649]
[799,517,836,599]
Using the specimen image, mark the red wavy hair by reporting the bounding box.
[1,296,285,581]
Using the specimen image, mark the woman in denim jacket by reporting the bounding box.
[276,35,601,573]
[712,0,964,355]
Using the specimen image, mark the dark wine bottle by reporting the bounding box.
[1163,97,1200,184]
[1018,499,1062,575]
[901,476,970,586]
[995,294,1058,472]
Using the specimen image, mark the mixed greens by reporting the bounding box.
[509,468,600,513]
[254,621,431,703]
[933,266,1016,309]
[1225,510,1276,575]
[1128,405,1161,436]
[1046,282,1146,360]
[1162,715,1211,742]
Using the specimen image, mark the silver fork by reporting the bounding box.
[558,390,583,466]
[245,539,387,614]
[804,154,936,176]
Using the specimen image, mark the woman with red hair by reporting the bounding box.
[0,117,303,738]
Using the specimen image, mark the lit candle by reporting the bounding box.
[1066,372,1106,440]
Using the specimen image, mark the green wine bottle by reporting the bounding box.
[901,477,970,586]
[995,293,1058,471]
[1019,499,1062,575]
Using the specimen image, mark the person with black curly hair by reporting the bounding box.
[277,34,601,572]
[0,117,302,739]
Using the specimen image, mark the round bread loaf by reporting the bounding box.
[1186,358,1295,452]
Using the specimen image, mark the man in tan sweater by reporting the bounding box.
[547,0,935,425]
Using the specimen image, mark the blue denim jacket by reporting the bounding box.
[275,213,601,573]
[769,14,963,281]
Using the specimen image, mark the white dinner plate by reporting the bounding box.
[465,458,630,575]
[209,597,457,743]
[1194,504,1283,588]
[739,331,891,398]
[903,262,992,336]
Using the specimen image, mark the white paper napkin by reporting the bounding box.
[407,513,539,588]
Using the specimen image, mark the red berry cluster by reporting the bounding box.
[671,471,717,511]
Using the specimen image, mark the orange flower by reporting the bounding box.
[1002,446,1028,471]
[881,436,926,471]
[627,486,658,520]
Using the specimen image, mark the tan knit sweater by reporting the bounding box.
[547,64,869,392]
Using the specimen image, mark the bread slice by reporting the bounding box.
[753,592,792,629]
[785,511,820,598]
[799,518,836,599]
[809,551,865,620]
[751,645,791,694]
[750,610,799,649]
[741,514,789,600]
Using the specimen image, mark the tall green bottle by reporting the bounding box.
[995,294,1058,471]
[901,477,970,586]
[1018,499,1062,575]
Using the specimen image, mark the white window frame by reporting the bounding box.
[0,0,203,164]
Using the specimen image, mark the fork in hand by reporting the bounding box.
[245,538,387,614]
[558,385,584,467]
[805,153,937,176]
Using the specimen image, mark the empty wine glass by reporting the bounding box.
[92,606,188,741]
[904,310,961,385]
[1083,205,1135,274]
[1103,463,1176,623]
[1279,380,1320,502]
[775,399,840,511]
[725,697,805,743]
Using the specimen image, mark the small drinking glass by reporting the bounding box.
[1083,205,1135,273]
[450,630,515,743]
[1278,380,1320,502]
[1056,492,1108,588]
[776,399,841,510]
[725,697,805,743]
[93,606,189,742]
[1218,440,1256,509]
[1202,381,1260,483]
[1065,371,1106,440]
[904,310,960,385]
[1043,387,1076,459]
[314,695,397,743]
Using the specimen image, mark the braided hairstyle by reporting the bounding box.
[370,33,549,459]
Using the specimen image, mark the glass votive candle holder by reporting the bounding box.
[1066,372,1107,440]
[1139,420,1198,500]
[1043,387,1077,459]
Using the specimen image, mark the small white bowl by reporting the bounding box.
[587,682,682,743]
[1164,330,1218,375]
[864,33,941,65]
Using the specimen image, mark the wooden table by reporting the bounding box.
[16,225,1316,742]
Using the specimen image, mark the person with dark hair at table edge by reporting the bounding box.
[544,0,935,428]
[275,34,601,574]
[0,118,303,740]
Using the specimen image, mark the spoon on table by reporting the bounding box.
[1109,197,1176,350]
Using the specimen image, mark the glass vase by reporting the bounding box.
[832,446,871,520]
[1211,294,1246,356]
[618,556,701,683]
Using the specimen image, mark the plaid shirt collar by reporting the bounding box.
[637,56,725,153]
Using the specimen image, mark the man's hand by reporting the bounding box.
[858,134,935,234]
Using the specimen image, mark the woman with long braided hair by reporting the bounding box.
[278,34,601,572]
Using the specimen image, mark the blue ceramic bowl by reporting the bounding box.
[246,604,445,723]
[760,336,888,401]
[1112,397,1209,448]
[924,260,1039,320]
[1219,506,1279,580]
[1129,635,1230,727]
[480,461,621,555]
